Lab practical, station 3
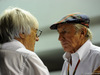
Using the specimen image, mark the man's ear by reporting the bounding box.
[81,28,87,37]
[19,33,25,39]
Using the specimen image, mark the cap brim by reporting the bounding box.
[50,22,66,30]
[50,19,78,30]
[50,24,58,30]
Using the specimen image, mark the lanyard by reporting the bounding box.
[67,59,80,75]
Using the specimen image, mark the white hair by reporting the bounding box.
[74,24,92,40]
[0,7,39,43]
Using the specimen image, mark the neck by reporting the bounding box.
[72,39,88,53]
[15,38,35,52]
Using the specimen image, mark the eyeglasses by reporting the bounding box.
[36,29,42,37]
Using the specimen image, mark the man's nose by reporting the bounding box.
[58,34,64,41]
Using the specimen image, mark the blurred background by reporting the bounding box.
[0,0,100,75]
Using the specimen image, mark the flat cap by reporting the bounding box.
[50,13,90,30]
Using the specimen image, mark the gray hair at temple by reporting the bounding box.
[74,24,92,40]
[0,7,39,44]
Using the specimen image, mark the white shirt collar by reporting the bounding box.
[0,39,26,50]
[63,40,92,61]
[76,40,91,60]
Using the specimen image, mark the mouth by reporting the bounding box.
[61,42,69,46]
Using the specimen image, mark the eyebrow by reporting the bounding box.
[57,28,67,33]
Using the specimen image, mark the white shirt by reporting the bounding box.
[0,39,50,75]
[62,40,100,75]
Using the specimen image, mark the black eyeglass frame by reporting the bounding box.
[36,29,42,37]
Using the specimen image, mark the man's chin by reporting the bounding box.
[63,47,72,53]
[63,47,69,52]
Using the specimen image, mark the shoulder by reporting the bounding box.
[89,44,100,62]
[16,48,49,75]
[0,49,24,59]
[90,44,100,51]
[90,44,100,56]
[16,48,42,64]
[0,49,49,75]
[16,48,37,57]
[16,48,45,65]
[0,48,38,60]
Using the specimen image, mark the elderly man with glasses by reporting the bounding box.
[0,7,49,75]
[50,13,100,75]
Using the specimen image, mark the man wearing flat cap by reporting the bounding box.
[50,13,100,75]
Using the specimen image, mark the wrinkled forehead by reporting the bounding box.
[57,23,75,31]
